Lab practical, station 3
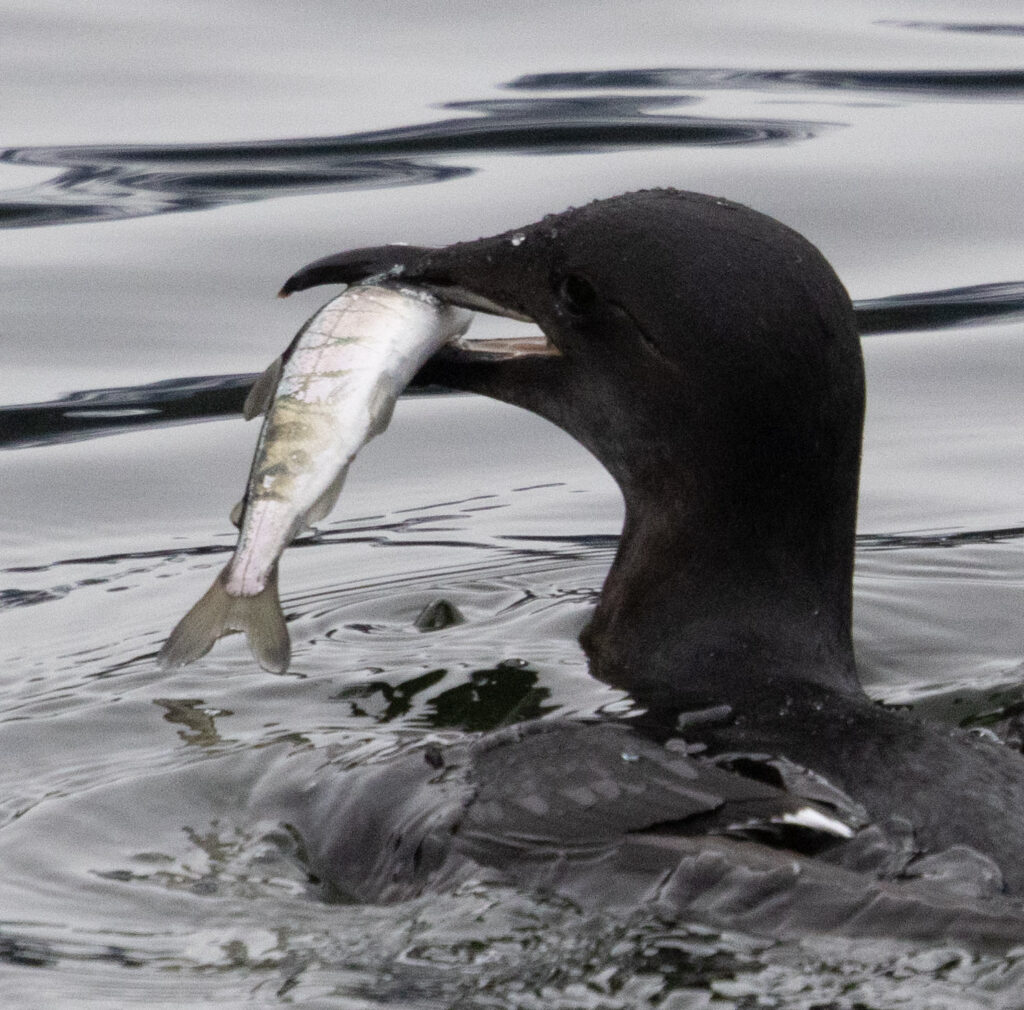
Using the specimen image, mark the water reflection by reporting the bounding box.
[0,372,449,449]
[5,61,1017,232]
[878,20,1024,38]
[4,279,1022,449]
[858,524,1024,551]
[335,662,554,731]
[0,372,253,448]
[0,933,138,971]
[855,280,1024,334]
[510,67,1024,98]
[4,4,1024,1004]
[155,697,233,748]
[0,93,832,229]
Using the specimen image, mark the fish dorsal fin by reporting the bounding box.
[229,499,246,529]
[366,376,398,438]
[244,355,284,420]
[304,464,349,527]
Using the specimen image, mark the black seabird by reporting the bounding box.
[268,190,1024,942]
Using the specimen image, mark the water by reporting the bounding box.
[2,2,1024,1006]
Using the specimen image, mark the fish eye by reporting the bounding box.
[555,273,599,317]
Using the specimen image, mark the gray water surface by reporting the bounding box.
[3,3,1024,1007]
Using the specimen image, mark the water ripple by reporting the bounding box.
[857,525,1024,551]
[855,280,1024,334]
[3,280,1021,449]
[0,94,831,230]
[878,20,1024,38]
[15,60,1013,232]
[0,373,449,449]
[509,67,1024,99]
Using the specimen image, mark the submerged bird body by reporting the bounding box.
[260,189,1024,938]
[159,284,470,672]
[255,718,1024,945]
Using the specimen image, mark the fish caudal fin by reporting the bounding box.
[157,564,291,673]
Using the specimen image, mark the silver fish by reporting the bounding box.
[158,284,472,673]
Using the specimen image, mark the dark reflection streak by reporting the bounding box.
[0,933,142,969]
[5,97,810,167]
[0,373,253,449]
[855,281,1024,335]
[4,526,1020,614]
[877,20,1024,38]
[3,278,1022,450]
[0,161,471,229]
[1,68,1017,232]
[857,526,1024,550]
[0,97,831,231]
[9,525,1020,575]
[0,533,594,612]
[0,375,451,450]
[501,528,1024,550]
[509,68,1024,98]
[1,528,586,578]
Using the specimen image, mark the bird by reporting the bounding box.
[263,189,1024,943]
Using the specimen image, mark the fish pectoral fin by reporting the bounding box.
[229,499,246,529]
[304,465,350,527]
[244,355,284,420]
[366,375,398,438]
[157,563,291,674]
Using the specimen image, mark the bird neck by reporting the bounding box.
[580,456,864,708]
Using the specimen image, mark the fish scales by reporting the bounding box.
[228,290,458,595]
[159,284,471,673]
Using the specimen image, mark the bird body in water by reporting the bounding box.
[267,189,1024,942]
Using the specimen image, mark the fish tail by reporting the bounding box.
[157,563,291,673]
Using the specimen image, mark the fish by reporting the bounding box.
[158,283,473,673]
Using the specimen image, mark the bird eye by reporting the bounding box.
[556,273,599,317]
